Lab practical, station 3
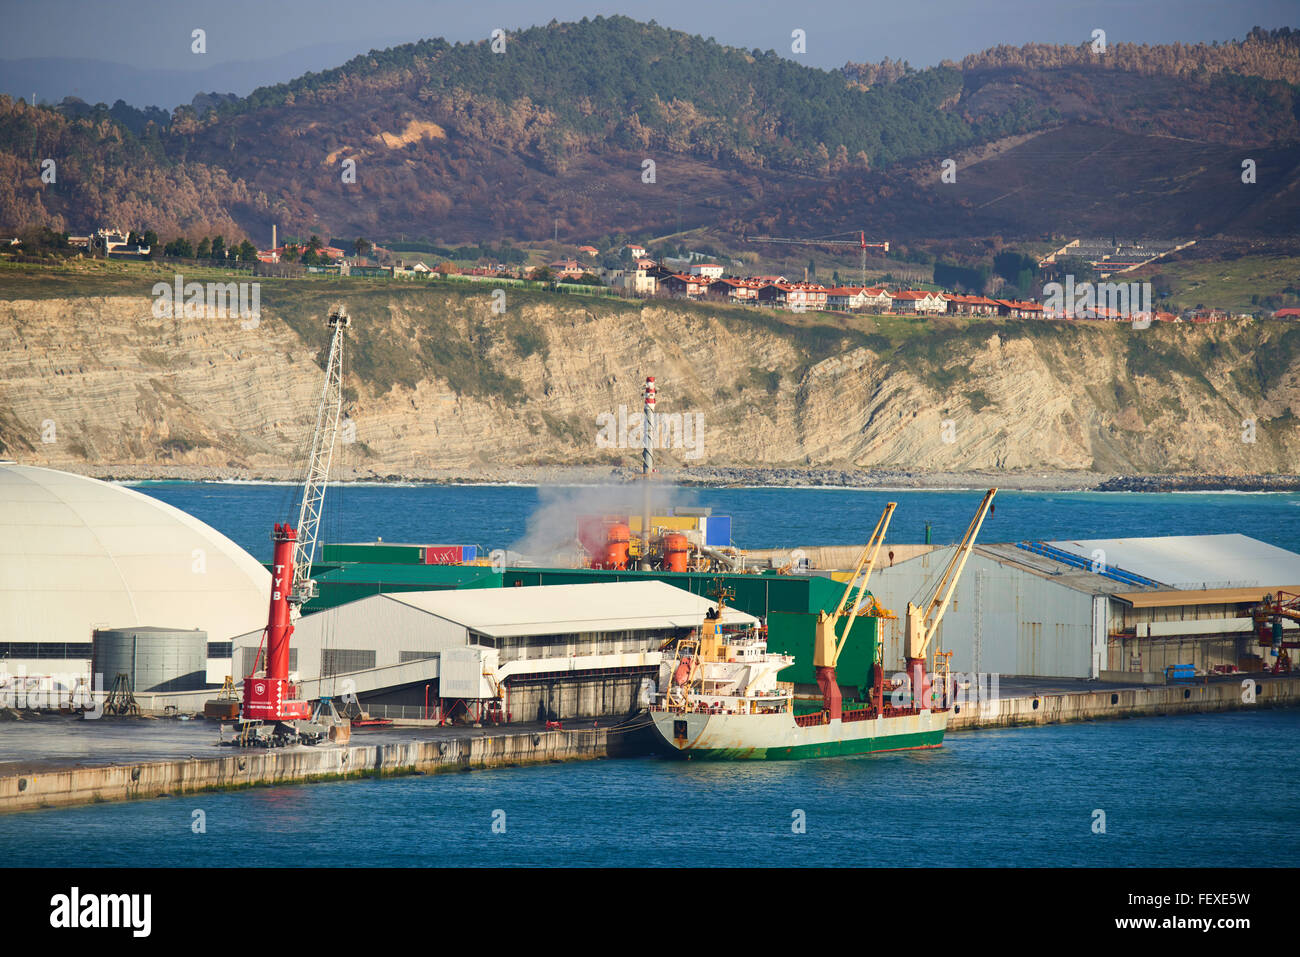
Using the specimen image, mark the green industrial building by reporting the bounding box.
[298,543,884,700]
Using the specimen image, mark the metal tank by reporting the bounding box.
[604,523,631,570]
[91,626,208,692]
[664,533,690,572]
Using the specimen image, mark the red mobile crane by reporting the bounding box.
[241,525,315,727]
[229,305,351,747]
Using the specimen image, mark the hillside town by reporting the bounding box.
[12,227,1288,323]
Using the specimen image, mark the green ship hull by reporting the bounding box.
[649,707,948,760]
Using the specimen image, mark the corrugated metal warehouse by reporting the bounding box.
[866,534,1300,681]
[228,580,758,721]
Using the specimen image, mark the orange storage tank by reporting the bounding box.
[604,523,631,570]
[664,532,689,572]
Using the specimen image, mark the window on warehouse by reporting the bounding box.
[240,647,298,677]
[321,649,376,677]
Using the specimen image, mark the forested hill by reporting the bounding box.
[195,16,991,174]
[1,18,1297,244]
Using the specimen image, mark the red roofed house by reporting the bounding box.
[891,290,946,315]
[758,282,828,311]
[993,299,1044,318]
[1274,308,1300,319]
[825,287,879,311]
[707,278,762,304]
[860,287,893,312]
[549,259,584,280]
[945,294,1000,317]
[660,273,709,298]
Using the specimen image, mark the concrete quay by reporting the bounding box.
[2,675,1297,814]
[947,673,1300,730]
[0,720,611,814]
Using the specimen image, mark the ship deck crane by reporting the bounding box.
[744,231,889,286]
[904,489,997,708]
[811,502,897,719]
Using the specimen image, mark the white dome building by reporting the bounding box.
[0,463,269,682]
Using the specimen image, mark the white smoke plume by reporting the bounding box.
[509,483,696,566]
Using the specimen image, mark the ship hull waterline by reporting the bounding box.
[647,707,948,760]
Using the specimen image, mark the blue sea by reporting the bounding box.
[2,712,1296,867]
[123,482,1300,562]
[3,483,1298,866]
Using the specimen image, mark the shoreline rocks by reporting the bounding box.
[44,462,1300,492]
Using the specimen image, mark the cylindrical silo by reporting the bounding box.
[92,626,208,693]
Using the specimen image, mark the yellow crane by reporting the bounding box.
[903,488,997,709]
[810,502,897,719]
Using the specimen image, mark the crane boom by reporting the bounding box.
[904,489,996,704]
[823,502,897,668]
[810,502,896,721]
[747,231,889,251]
[291,304,350,605]
[745,232,889,286]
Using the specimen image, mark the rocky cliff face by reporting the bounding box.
[1,286,1297,475]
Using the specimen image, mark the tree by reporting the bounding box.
[196,237,211,259]
[353,237,370,259]
[1052,256,1097,283]
[237,239,257,262]
[210,236,225,262]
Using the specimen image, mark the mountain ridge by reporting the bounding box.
[1,18,1297,245]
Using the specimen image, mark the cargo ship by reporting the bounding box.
[647,492,995,760]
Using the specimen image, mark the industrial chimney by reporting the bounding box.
[640,376,655,570]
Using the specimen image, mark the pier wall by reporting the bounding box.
[948,676,1300,730]
[0,727,607,814]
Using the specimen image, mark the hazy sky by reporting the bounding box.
[1,0,1295,106]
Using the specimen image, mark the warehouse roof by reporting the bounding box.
[387,580,758,638]
[973,543,1144,595]
[1112,586,1300,608]
[1044,534,1300,589]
